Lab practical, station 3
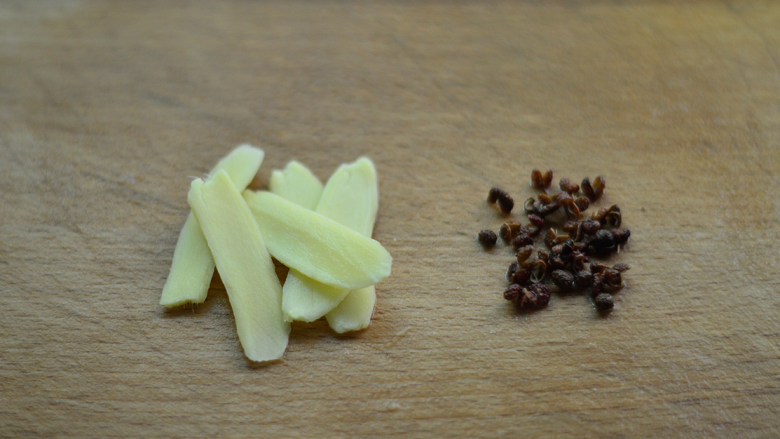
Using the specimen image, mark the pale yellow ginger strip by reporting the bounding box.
[160,144,265,308]
[326,286,376,333]
[282,158,379,324]
[188,170,289,362]
[243,190,392,290]
[269,160,323,211]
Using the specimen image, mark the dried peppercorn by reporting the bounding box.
[581,176,605,200]
[523,197,537,213]
[529,260,547,283]
[516,245,535,266]
[536,202,560,217]
[592,176,606,199]
[499,222,524,243]
[551,269,574,290]
[504,284,522,301]
[511,267,532,285]
[516,283,551,309]
[478,229,497,248]
[487,187,502,203]
[527,214,545,227]
[588,229,617,255]
[512,234,534,250]
[569,250,588,272]
[581,219,601,236]
[594,293,614,312]
[603,204,621,228]
[574,196,590,212]
[544,229,570,248]
[559,177,579,194]
[573,270,593,289]
[531,169,553,191]
[581,177,595,199]
[506,261,519,282]
[488,187,514,215]
[611,228,631,246]
[562,220,579,236]
[602,267,623,291]
[542,170,553,189]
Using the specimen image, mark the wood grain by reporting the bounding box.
[1,1,778,437]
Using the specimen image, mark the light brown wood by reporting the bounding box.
[1,1,778,437]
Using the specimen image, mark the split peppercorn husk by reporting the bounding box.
[478,169,632,316]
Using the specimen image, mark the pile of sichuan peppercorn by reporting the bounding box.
[478,169,631,314]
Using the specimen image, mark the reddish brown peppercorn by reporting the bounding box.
[527,214,545,227]
[604,204,621,228]
[569,250,588,272]
[512,267,532,285]
[581,219,601,235]
[499,222,523,243]
[588,229,617,255]
[531,169,544,190]
[487,187,501,203]
[574,196,590,212]
[594,293,614,312]
[488,187,514,215]
[611,228,631,246]
[504,284,522,301]
[529,260,547,283]
[551,269,574,290]
[542,170,553,189]
[511,234,534,250]
[602,268,623,291]
[574,270,593,289]
[544,229,570,248]
[517,283,552,309]
[537,202,560,217]
[592,176,606,199]
[582,176,606,200]
[523,197,537,213]
[498,196,514,215]
[516,245,535,266]
[562,220,579,236]
[478,229,497,248]
[560,177,580,194]
[560,195,581,219]
[531,169,553,191]
[581,177,595,199]
[506,261,519,282]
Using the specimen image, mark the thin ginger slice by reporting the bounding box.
[243,190,392,290]
[281,158,379,324]
[160,144,264,308]
[326,286,376,333]
[269,160,323,210]
[188,170,289,362]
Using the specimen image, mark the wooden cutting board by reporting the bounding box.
[1,1,778,437]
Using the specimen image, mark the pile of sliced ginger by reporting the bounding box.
[159,145,392,362]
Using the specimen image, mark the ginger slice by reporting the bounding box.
[281,158,379,323]
[326,286,376,333]
[160,144,264,308]
[269,160,323,210]
[243,190,392,290]
[188,170,289,362]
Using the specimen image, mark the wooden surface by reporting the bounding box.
[1,1,778,437]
